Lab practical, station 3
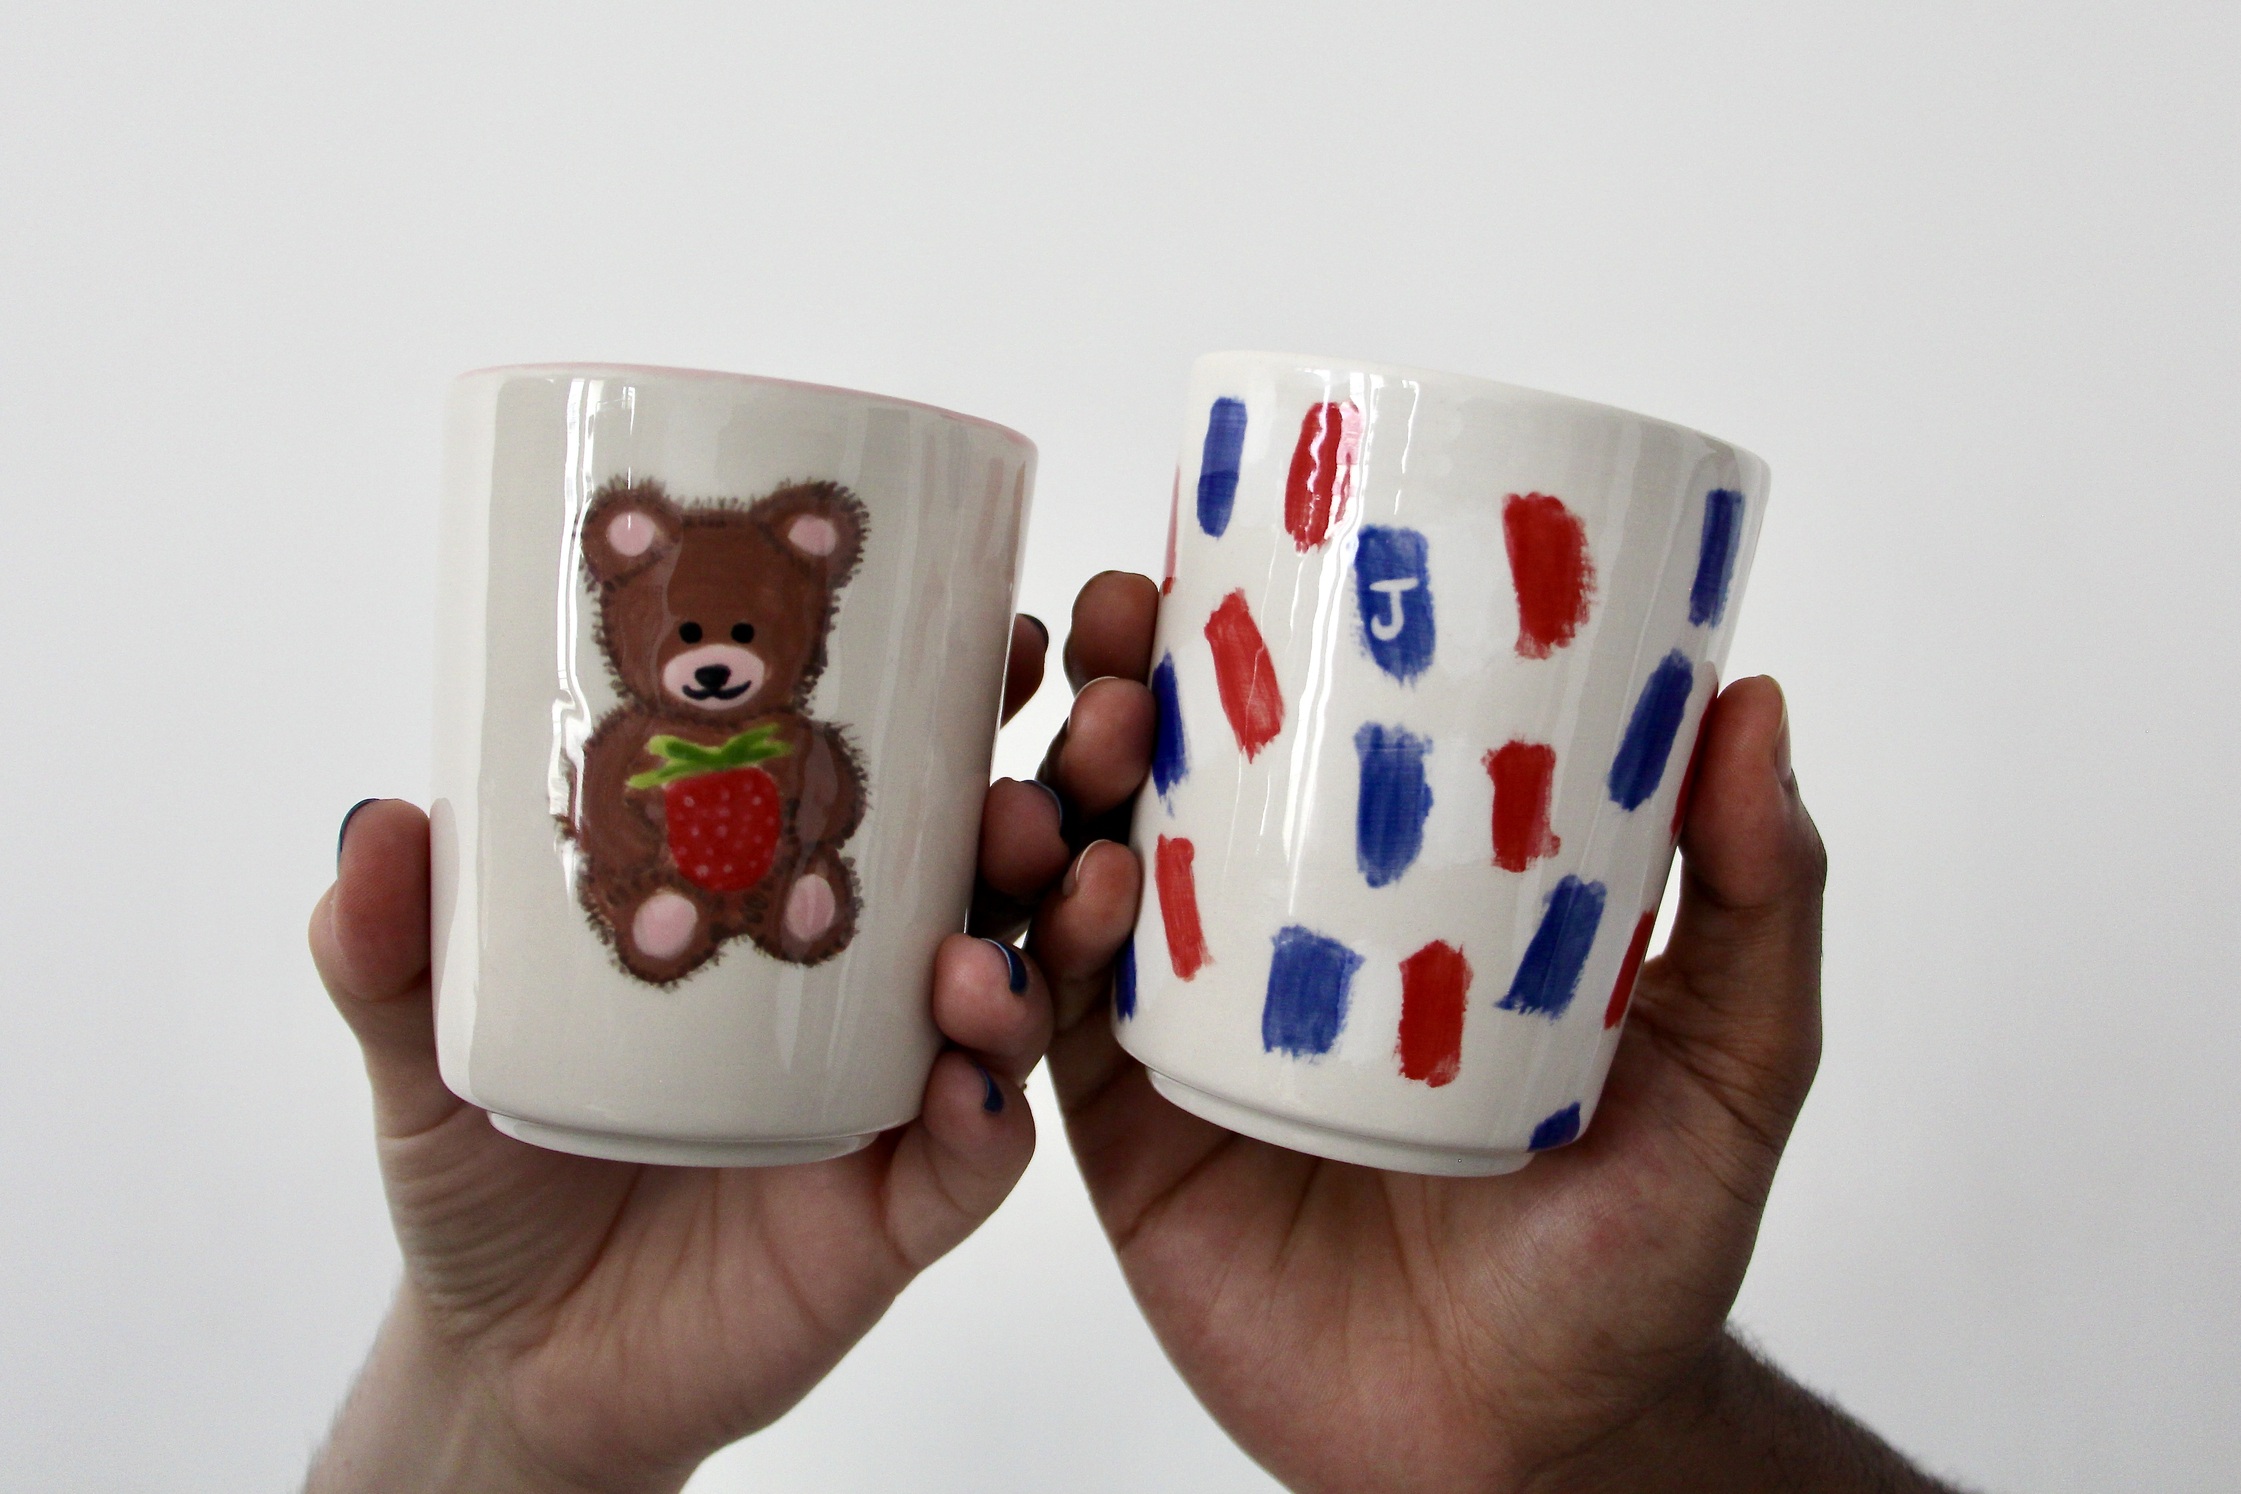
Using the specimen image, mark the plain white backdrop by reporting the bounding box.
[2,3,2235,1489]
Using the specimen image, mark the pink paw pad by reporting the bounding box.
[784,874,838,943]
[632,890,699,961]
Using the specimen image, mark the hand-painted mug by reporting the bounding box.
[1121,351,1766,1175]
[431,364,1033,1165]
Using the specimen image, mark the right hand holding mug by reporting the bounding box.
[1034,572,1957,1494]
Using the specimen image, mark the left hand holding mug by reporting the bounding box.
[304,617,1066,1494]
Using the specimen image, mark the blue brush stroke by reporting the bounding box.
[1151,651,1189,801]
[1499,876,1607,1020]
[1352,525,1435,682]
[1196,397,1248,537]
[1115,937,1138,1020]
[1262,926,1363,1056]
[1608,650,1695,810]
[1354,723,1433,888]
[1688,488,1745,627]
[1529,1103,1583,1150]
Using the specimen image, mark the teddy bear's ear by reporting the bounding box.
[752,481,868,583]
[582,479,684,585]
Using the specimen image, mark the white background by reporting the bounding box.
[2,4,2235,1490]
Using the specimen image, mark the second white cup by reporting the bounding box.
[1121,351,1767,1175]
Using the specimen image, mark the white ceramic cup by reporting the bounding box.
[1121,351,1767,1176]
[431,364,1033,1166]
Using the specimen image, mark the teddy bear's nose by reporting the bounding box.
[693,664,733,690]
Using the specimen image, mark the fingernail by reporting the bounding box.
[1070,674,1123,721]
[1773,690,1795,789]
[981,937,1030,994]
[1063,677,1115,751]
[337,798,380,870]
[1026,778,1065,825]
[977,1064,1005,1114]
[1021,614,1049,647]
[1062,839,1110,898]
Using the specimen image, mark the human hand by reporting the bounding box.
[1035,574,1946,1493]
[305,615,1073,1494]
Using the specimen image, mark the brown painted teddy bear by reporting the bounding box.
[565,476,868,983]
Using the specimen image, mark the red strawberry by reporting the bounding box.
[628,728,793,894]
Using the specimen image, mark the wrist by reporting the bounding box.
[304,1286,692,1494]
[1523,1330,1957,1494]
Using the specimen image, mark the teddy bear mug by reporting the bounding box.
[1121,351,1767,1175]
[431,364,1033,1165]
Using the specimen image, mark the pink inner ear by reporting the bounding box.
[607,510,657,558]
[787,515,840,557]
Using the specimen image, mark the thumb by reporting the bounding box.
[309,798,463,1140]
[1629,676,1827,1160]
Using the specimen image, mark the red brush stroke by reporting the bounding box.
[1486,740,1562,872]
[1284,400,1361,552]
[1604,911,1658,1029]
[1398,940,1472,1086]
[1154,835,1209,979]
[1503,493,1596,658]
[1204,590,1285,759]
[1162,467,1179,595]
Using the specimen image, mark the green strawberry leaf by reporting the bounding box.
[627,726,792,790]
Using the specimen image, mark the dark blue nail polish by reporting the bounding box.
[981,937,1030,994]
[978,1065,1005,1114]
[337,798,380,870]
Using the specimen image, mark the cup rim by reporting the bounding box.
[452,361,1036,452]
[1195,349,1762,467]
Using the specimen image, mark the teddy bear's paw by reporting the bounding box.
[782,873,838,944]
[631,890,701,962]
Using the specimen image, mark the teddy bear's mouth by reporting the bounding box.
[663,643,768,710]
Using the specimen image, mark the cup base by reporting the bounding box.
[1146,1071,1536,1178]
[489,1113,878,1168]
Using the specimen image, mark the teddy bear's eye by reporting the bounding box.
[731,622,755,644]
[678,621,703,644]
